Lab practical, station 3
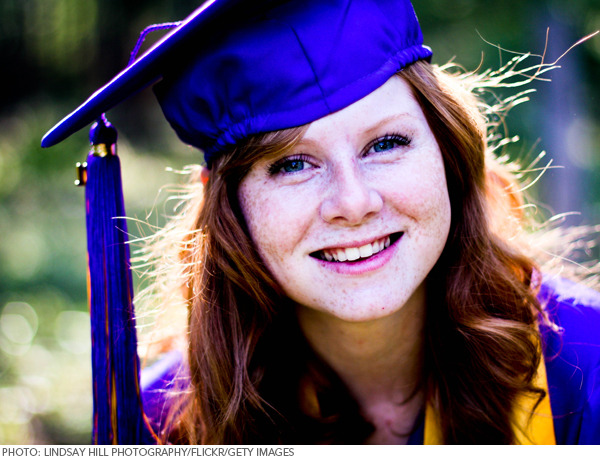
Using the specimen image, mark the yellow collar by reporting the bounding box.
[424,354,556,444]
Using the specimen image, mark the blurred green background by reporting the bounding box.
[0,0,599,444]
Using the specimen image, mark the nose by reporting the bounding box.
[320,162,383,225]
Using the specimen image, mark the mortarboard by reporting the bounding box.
[41,0,432,444]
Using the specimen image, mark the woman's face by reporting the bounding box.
[238,76,451,322]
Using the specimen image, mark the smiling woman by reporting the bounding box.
[157,57,548,444]
[238,76,451,323]
[235,78,450,443]
[42,0,600,446]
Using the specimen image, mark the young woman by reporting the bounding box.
[143,57,600,443]
[43,0,600,445]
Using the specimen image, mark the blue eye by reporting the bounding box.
[282,159,306,173]
[369,134,410,154]
[373,139,396,152]
[268,154,314,176]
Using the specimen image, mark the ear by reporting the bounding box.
[201,166,210,185]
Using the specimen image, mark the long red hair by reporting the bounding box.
[140,60,548,444]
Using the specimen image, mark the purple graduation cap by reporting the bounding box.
[41,0,432,444]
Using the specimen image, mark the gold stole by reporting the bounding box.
[424,354,556,444]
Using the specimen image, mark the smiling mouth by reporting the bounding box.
[311,232,403,263]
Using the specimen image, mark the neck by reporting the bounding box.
[295,284,427,441]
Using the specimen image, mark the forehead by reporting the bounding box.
[301,76,424,142]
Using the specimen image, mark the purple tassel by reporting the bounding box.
[85,116,154,444]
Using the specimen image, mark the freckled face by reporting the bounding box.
[238,76,451,322]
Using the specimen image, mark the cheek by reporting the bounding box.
[386,156,451,227]
[419,169,451,227]
[238,179,314,266]
[239,182,277,259]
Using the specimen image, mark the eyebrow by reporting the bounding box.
[298,112,416,147]
[361,112,415,137]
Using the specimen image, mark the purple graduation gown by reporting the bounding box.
[141,276,600,444]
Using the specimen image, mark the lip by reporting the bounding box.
[311,232,403,275]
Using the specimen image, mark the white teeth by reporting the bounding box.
[346,247,360,261]
[372,240,380,252]
[358,243,373,258]
[320,235,396,262]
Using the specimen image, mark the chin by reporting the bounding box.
[295,287,421,323]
